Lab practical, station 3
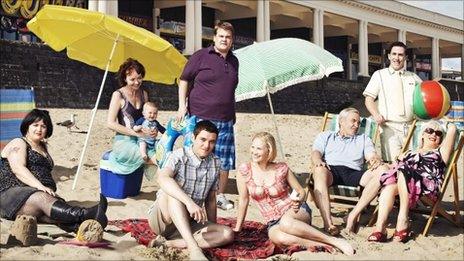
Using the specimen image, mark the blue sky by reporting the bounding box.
[399,1,463,71]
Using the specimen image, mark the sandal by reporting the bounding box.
[367,231,387,242]
[393,228,411,243]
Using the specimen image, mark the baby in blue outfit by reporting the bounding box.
[133,102,165,161]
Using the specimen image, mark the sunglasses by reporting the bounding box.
[424,128,443,137]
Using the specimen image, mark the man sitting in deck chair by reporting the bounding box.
[311,107,389,235]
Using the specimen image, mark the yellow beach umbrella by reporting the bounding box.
[27,5,187,189]
[27,5,186,84]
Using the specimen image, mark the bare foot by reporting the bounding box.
[148,235,167,248]
[395,218,409,232]
[307,243,336,253]
[325,225,340,236]
[345,212,359,234]
[333,238,355,256]
[189,247,208,261]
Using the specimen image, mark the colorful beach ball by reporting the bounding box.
[413,80,451,120]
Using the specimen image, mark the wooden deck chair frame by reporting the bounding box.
[367,120,463,236]
[306,112,380,205]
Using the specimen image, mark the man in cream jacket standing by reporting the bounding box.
[363,41,422,162]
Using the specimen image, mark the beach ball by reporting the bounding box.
[413,80,451,120]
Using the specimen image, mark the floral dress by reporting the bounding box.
[380,149,446,208]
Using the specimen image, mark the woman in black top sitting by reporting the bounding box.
[0,109,107,232]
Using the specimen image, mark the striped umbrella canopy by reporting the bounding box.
[234,38,343,102]
[234,38,343,158]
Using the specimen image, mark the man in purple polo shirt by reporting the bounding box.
[176,21,239,210]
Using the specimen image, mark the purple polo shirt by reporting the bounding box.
[180,46,239,121]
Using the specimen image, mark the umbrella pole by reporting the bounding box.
[72,34,120,190]
[266,89,286,160]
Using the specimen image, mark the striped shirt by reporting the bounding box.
[161,146,221,207]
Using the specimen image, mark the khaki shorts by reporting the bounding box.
[380,122,410,162]
[147,200,211,240]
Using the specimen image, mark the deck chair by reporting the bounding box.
[306,112,380,205]
[367,120,464,236]
[0,88,36,150]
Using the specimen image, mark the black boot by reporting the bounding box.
[79,194,108,222]
[56,222,79,233]
[51,194,108,232]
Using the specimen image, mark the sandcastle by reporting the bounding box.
[10,215,37,246]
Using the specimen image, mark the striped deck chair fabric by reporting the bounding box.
[308,112,379,199]
[0,88,35,150]
[325,113,378,142]
[444,101,464,130]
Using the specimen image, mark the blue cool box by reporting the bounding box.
[99,151,143,199]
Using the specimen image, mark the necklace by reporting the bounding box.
[25,136,46,154]
[24,136,53,166]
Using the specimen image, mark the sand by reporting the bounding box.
[1,108,463,260]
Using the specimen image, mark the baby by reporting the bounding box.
[133,102,165,161]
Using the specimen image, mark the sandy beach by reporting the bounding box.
[1,108,463,260]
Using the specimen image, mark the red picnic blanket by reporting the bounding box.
[108,217,306,260]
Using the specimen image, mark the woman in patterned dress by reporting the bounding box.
[234,132,354,255]
[368,120,458,242]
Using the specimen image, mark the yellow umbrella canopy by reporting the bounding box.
[27,5,186,84]
[27,5,187,190]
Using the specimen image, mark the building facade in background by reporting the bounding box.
[1,0,463,80]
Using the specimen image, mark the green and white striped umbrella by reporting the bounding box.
[234,38,343,158]
[234,38,343,101]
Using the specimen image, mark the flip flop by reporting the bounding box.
[367,231,387,242]
[392,228,411,243]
